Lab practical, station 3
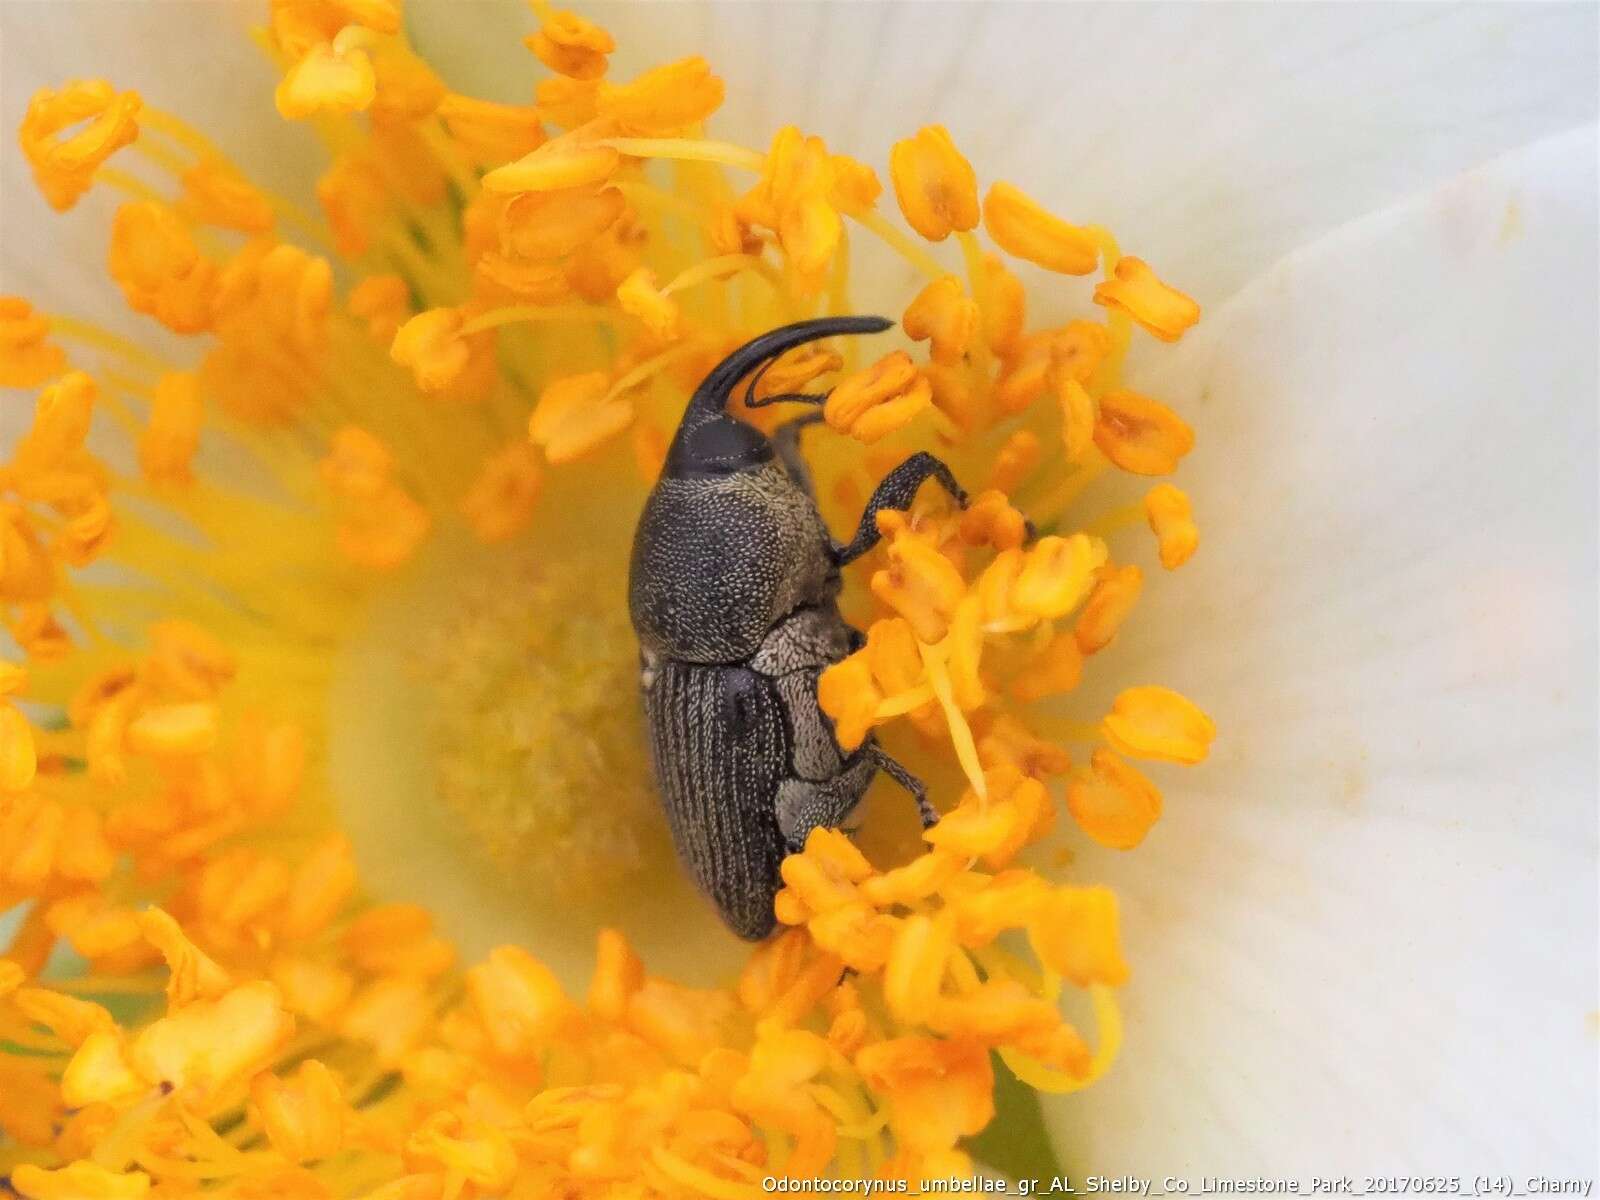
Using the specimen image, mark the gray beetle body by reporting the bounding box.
[629,317,967,940]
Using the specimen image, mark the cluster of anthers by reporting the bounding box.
[2,0,1214,1194]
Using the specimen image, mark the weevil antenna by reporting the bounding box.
[687,315,891,426]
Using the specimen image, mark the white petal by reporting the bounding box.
[1045,126,1597,1171]
[2,5,1594,1162]
[0,4,318,329]
[4,3,1592,355]
[409,1,1597,303]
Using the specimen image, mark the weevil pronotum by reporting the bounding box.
[629,316,972,939]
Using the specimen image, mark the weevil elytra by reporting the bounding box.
[628,316,970,940]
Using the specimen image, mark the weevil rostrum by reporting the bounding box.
[629,316,972,939]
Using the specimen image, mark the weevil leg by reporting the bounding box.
[831,451,968,565]
[772,411,826,502]
[775,756,876,852]
[868,744,940,828]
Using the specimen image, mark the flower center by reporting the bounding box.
[327,470,750,986]
[419,551,660,895]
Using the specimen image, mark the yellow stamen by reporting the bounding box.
[0,704,39,792]
[825,352,932,444]
[870,532,965,644]
[902,275,979,366]
[616,265,682,339]
[598,56,725,135]
[1145,482,1200,568]
[19,79,142,212]
[1011,630,1085,704]
[888,125,980,243]
[132,981,297,1109]
[503,184,629,262]
[139,909,230,1006]
[526,8,615,81]
[249,1060,350,1165]
[390,307,474,393]
[460,440,545,543]
[106,202,216,335]
[659,252,762,295]
[1059,376,1097,464]
[124,702,217,757]
[405,1111,519,1191]
[918,640,986,799]
[527,370,634,463]
[595,136,764,171]
[817,654,882,753]
[10,1162,152,1200]
[1068,747,1163,849]
[177,156,274,233]
[459,302,626,334]
[1011,534,1108,622]
[437,93,546,166]
[958,490,1029,552]
[0,296,69,387]
[1000,983,1122,1094]
[483,135,619,194]
[1093,388,1195,475]
[1102,685,1216,765]
[1075,563,1144,654]
[275,40,376,121]
[1094,255,1201,342]
[466,945,572,1058]
[1028,888,1130,988]
[982,180,1098,275]
[136,372,203,485]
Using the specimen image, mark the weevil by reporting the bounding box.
[629,316,971,940]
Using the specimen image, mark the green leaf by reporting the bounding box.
[966,1051,1067,1183]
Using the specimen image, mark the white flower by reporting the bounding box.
[2,0,1593,1173]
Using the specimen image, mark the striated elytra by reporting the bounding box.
[628,317,969,939]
